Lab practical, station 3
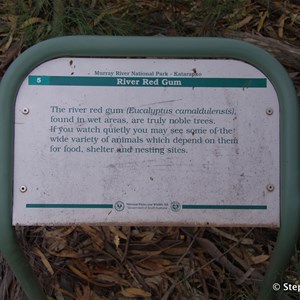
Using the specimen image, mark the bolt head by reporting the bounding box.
[22,107,30,115]
[20,185,27,193]
[266,108,273,115]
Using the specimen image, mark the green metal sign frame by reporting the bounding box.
[0,36,299,299]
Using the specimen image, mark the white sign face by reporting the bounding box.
[13,58,279,226]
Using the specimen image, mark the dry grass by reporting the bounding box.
[0,0,300,299]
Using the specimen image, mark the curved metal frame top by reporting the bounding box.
[0,36,299,299]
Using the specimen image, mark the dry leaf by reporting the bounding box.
[136,265,165,276]
[235,268,255,285]
[53,284,76,299]
[141,231,156,242]
[289,72,299,79]
[228,15,253,30]
[210,227,253,245]
[145,275,164,290]
[120,287,151,298]
[109,226,128,240]
[67,264,116,288]
[290,13,298,26]
[257,10,268,32]
[163,247,186,255]
[130,250,162,256]
[18,17,45,29]
[250,254,269,264]
[96,273,130,286]
[75,284,91,300]
[44,226,75,238]
[278,14,287,38]
[148,258,172,266]
[47,249,78,258]
[0,34,13,53]
[81,225,104,249]
[33,247,54,275]
[75,260,92,278]
[46,238,67,252]
[114,235,120,249]
[68,264,90,282]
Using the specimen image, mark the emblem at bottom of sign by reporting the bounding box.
[114,201,125,212]
[171,201,181,212]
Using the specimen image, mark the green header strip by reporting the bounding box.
[182,204,267,210]
[28,75,266,88]
[26,203,267,210]
[26,203,113,209]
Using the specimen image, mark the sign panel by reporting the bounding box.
[13,58,279,226]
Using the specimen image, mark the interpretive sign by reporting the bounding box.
[1,37,298,300]
[13,57,279,226]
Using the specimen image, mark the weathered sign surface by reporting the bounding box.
[13,58,279,226]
